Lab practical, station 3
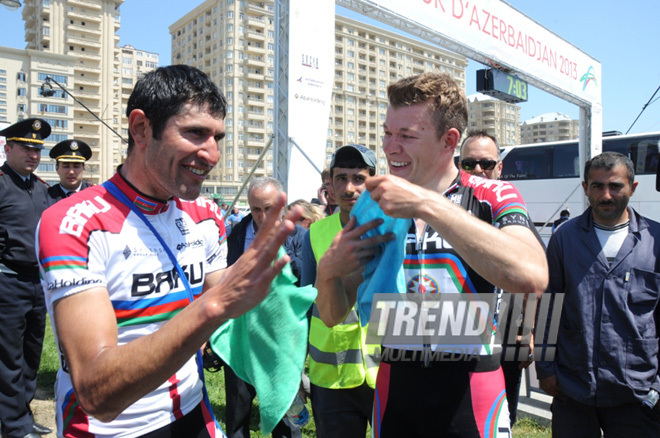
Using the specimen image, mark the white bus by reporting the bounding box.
[499,132,660,240]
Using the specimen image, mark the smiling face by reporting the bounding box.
[4,143,41,177]
[56,161,85,191]
[383,102,455,189]
[141,103,225,200]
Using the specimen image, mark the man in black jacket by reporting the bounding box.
[0,119,53,438]
[224,176,306,438]
[47,139,93,203]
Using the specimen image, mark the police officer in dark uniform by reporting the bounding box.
[0,119,53,438]
[47,139,93,203]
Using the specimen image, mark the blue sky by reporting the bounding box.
[2,0,659,134]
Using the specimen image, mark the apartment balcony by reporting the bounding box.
[67,9,102,22]
[74,103,101,114]
[75,76,101,86]
[74,90,101,99]
[246,44,266,55]
[246,112,265,122]
[75,64,101,75]
[246,30,265,41]
[246,125,265,134]
[246,139,265,147]
[77,53,102,62]
[22,0,35,15]
[247,2,266,14]
[247,72,264,81]
[67,36,102,48]
[26,26,37,40]
[246,57,266,68]
[68,0,102,11]
[246,85,265,94]
[69,24,102,36]
[246,18,265,29]
[246,97,265,107]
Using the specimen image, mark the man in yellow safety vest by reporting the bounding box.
[300,144,381,438]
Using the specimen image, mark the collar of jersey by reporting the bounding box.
[110,171,171,215]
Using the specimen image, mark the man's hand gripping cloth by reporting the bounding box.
[209,248,317,434]
[350,190,409,326]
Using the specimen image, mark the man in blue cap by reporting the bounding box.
[0,118,53,438]
[47,139,93,203]
[300,144,380,438]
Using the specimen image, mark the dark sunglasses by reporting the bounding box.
[461,159,498,171]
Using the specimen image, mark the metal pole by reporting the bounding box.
[44,77,128,144]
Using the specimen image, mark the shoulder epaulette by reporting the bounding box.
[34,175,50,187]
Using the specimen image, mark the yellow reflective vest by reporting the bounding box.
[308,213,379,389]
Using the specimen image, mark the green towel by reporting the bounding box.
[209,248,317,434]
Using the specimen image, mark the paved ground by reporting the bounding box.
[32,388,56,437]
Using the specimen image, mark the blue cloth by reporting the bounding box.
[209,248,317,434]
[536,207,660,406]
[350,190,409,326]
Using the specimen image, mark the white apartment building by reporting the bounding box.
[520,112,579,144]
[0,46,76,183]
[170,0,467,204]
[117,44,159,153]
[22,0,124,184]
[466,93,520,146]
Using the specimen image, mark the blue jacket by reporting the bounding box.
[227,213,306,285]
[536,207,660,406]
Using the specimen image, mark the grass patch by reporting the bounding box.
[36,317,58,397]
[39,320,550,437]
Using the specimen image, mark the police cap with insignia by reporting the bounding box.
[0,118,51,149]
[49,139,92,163]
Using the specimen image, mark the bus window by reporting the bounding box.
[605,135,660,175]
[552,144,579,178]
[603,139,629,156]
[501,146,552,180]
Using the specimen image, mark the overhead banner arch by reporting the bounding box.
[275,0,602,207]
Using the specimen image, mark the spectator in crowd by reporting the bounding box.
[47,139,93,203]
[35,65,301,437]
[536,152,660,437]
[226,206,245,236]
[0,118,53,438]
[459,129,503,180]
[219,202,229,218]
[288,199,326,229]
[223,176,306,438]
[315,73,547,437]
[314,167,337,216]
[552,209,570,233]
[300,144,381,438]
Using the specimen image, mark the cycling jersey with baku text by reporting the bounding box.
[36,172,227,438]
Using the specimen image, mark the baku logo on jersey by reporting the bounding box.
[407,274,439,294]
[175,218,190,235]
